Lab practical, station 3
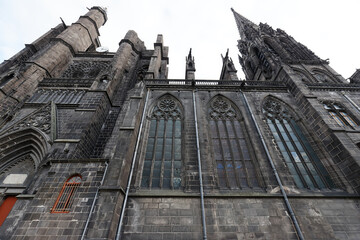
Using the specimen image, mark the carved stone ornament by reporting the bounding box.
[0,154,35,176]
[244,24,259,41]
[209,97,237,120]
[151,98,181,120]
[260,23,275,36]
[238,40,248,56]
[263,99,291,119]
[61,61,111,79]
[1,103,52,135]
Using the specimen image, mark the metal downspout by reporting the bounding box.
[238,89,305,240]
[81,161,109,240]
[116,88,150,240]
[192,90,208,240]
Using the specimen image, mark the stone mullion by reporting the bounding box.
[287,119,328,188]
[61,90,73,103]
[149,118,159,189]
[171,118,175,190]
[339,111,357,127]
[281,119,318,189]
[73,90,85,104]
[214,119,231,188]
[272,118,308,188]
[329,111,345,126]
[224,119,242,189]
[231,120,251,189]
[44,90,57,103]
[160,117,167,189]
[37,90,50,103]
[65,91,76,104]
[56,90,67,103]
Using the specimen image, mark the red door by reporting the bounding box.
[0,196,17,226]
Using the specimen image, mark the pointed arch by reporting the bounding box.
[291,67,317,83]
[263,36,290,60]
[262,96,335,189]
[141,94,183,190]
[321,100,359,127]
[147,93,184,119]
[51,174,82,213]
[249,45,273,79]
[244,60,255,80]
[311,68,339,83]
[208,95,262,190]
[0,128,49,186]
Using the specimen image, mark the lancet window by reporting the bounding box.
[51,175,81,213]
[263,98,334,189]
[141,97,182,190]
[209,96,260,189]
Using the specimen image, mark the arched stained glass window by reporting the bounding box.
[209,96,260,189]
[51,175,81,213]
[141,97,182,189]
[323,102,358,128]
[263,98,335,189]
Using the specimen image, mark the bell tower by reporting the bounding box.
[231,7,360,197]
[231,8,346,84]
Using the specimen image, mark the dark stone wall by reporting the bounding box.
[2,162,106,239]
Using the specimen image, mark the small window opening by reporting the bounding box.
[100,75,109,83]
[51,175,81,213]
[0,73,15,88]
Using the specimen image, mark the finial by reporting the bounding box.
[60,17,67,29]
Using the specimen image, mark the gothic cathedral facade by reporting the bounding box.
[0,6,359,240]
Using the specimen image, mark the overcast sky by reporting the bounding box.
[0,0,359,80]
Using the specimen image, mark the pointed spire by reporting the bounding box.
[186,48,194,63]
[185,48,195,80]
[231,8,258,40]
[219,49,238,81]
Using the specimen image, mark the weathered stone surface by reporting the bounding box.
[0,6,359,240]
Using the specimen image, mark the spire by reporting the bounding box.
[231,8,258,40]
[185,48,196,80]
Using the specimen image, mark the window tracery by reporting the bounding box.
[323,102,358,127]
[263,98,334,189]
[141,97,182,190]
[209,96,260,189]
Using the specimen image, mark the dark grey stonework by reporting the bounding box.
[0,6,359,240]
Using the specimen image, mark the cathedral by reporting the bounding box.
[0,6,359,240]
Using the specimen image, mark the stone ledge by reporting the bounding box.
[120,127,135,130]
[54,139,81,143]
[50,158,108,163]
[16,194,36,199]
[75,108,96,112]
[128,191,359,198]
[99,186,126,194]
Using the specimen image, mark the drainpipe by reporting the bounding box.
[192,90,207,240]
[238,88,305,240]
[116,88,150,240]
[341,91,360,114]
[81,161,109,240]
